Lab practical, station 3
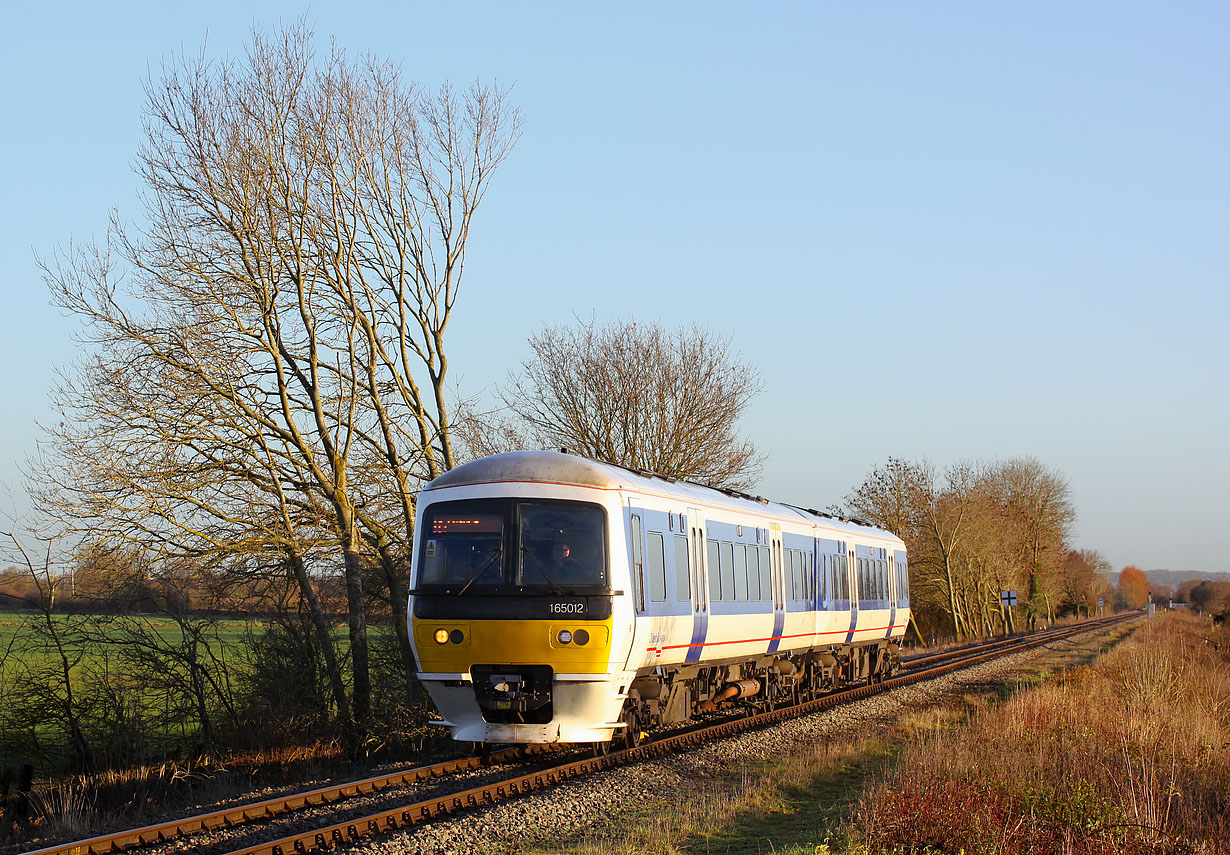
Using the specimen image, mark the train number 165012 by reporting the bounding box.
[549,601,586,615]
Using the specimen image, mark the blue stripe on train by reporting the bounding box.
[767,608,785,653]
[685,610,708,663]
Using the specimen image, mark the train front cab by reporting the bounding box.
[408,489,631,744]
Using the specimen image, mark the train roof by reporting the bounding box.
[424,451,901,543]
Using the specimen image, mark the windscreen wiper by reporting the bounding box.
[520,546,566,595]
[456,547,502,597]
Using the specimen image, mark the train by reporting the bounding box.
[407,451,909,748]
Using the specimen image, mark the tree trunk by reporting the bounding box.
[341,543,371,730]
[288,551,351,727]
[377,554,423,704]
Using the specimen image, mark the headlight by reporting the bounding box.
[557,630,573,644]
[573,628,590,646]
[434,629,449,644]
[449,629,464,645]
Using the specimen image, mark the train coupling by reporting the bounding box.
[471,664,554,723]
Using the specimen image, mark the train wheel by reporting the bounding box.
[622,708,644,749]
[591,738,613,757]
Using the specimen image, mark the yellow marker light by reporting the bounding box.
[434,629,450,644]
[557,630,573,644]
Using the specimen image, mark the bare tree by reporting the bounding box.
[501,318,765,491]
[36,22,521,736]
[1061,549,1112,617]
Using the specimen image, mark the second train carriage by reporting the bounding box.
[407,451,909,746]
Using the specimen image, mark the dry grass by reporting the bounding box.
[857,613,1230,854]
[5,738,365,848]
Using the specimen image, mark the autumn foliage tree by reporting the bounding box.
[844,456,1080,640]
[1117,565,1150,609]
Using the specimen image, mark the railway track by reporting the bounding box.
[25,612,1138,855]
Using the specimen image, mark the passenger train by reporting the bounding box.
[407,451,909,747]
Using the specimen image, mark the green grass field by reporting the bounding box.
[0,610,265,673]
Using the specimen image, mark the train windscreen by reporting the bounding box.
[418,498,607,592]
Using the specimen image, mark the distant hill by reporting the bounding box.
[1146,569,1230,591]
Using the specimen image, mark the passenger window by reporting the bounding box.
[647,532,667,602]
[759,546,771,602]
[707,539,720,601]
[747,546,760,601]
[674,535,690,602]
[719,541,735,602]
[734,543,748,601]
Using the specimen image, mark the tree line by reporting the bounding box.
[841,457,1111,640]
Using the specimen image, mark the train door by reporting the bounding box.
[685,508,709,663]
[845,543,859,643]
[767,525,785,653]
[809,529,821,643]
[887,553,897,640]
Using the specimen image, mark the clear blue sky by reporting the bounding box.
[2,2,1226,574]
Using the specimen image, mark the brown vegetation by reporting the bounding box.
[858,612,1229,853]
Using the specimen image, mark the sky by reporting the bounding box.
[1,2,1227,574]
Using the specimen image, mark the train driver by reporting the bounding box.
[549,540,585,582]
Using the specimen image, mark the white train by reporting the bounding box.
[407,451,909,747]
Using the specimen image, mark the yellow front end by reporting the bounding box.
[412,616,624,745]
